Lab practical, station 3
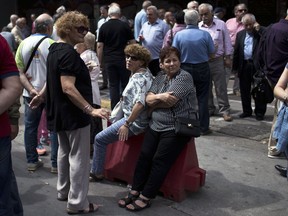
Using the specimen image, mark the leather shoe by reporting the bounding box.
[89,173,104,182]
[255,115,264,121]
[274,165,287,177]
[99,85,108,90]
[239,113,252,118]
[201,129,212,136]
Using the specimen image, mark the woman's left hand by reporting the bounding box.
[118,125,129,141]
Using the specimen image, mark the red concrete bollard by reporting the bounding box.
[104,134,206,202]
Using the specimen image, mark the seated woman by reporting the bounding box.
[118,46,198,211]
[90,44,153,181]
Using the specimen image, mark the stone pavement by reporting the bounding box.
[11,83,288,216]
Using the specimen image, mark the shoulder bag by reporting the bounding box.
[171,101,201,138]
[24,36,48,73]
[251,70,274,104]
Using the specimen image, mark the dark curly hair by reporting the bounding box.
[159,47,181,63]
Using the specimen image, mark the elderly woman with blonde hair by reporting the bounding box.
[45,11,109,214]
[75,32,102,152]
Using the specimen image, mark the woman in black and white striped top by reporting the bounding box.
[119,46,198,211]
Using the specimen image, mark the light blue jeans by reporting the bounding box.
[91,118,135,175]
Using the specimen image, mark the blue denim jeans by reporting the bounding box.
[0,136,23,216]
[91,118,135,175]
[23,96,45,163]
[49,132,59,168]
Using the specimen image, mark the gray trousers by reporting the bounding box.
[57,125,91,210]
[208,57,231,115]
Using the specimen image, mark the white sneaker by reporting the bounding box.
[268,147,285,159]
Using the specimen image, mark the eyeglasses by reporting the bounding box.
[126,55,139,61]
[238,9,247,13]
[75,26,89,34]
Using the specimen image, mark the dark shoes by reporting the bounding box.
[89,173,104,182]
[239,113,252,118]
[201,129,212,136]
[255,115,264,121]
[275,165,287,178]
[99,85,108,90]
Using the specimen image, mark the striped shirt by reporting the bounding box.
[149,69,198,132]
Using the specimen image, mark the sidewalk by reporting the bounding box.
[12,85,288,216]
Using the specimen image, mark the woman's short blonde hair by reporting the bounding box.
[124,44,151,67]
[56,11,89,39]
[84,32,95,50]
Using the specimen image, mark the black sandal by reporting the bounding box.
[118,192,139,208]
[125,197,151,212]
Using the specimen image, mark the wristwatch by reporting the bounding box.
[125,120,132,127]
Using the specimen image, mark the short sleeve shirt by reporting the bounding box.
[149,69,198,132]
[0,35,19,137]
[98,19,134,61]
[122,69,153,135]
[46,43,92,132]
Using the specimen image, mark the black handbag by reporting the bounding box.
[251,71,274,104]
[171,103,201,137]
[174,116,201,137]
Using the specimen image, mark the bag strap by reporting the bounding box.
[169,28,174,46]
[24,36,49,73]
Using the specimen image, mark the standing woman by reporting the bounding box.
[46,11,109,214]
[118,47,198,211]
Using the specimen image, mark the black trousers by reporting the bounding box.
[105,60,130,109]
[239,60,267,117]
[131,127,190,198]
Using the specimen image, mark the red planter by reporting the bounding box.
[104,134,206,202]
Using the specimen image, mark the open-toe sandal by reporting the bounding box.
[125,197,151,212]
[67,203,99,215]
[118,192,139,208]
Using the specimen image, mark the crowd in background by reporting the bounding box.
[1,0,288,215]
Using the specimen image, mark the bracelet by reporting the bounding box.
[123,124,129,128]
[83,104,93,114]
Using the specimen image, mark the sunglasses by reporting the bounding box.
[126,55,139,61]
[238,9,247,13]
[75,26,89,34]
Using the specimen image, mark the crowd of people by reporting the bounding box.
[1,0,288,215]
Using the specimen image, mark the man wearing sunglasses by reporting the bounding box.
[226,3,248,97]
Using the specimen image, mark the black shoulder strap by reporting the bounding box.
[24,36,49,73]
